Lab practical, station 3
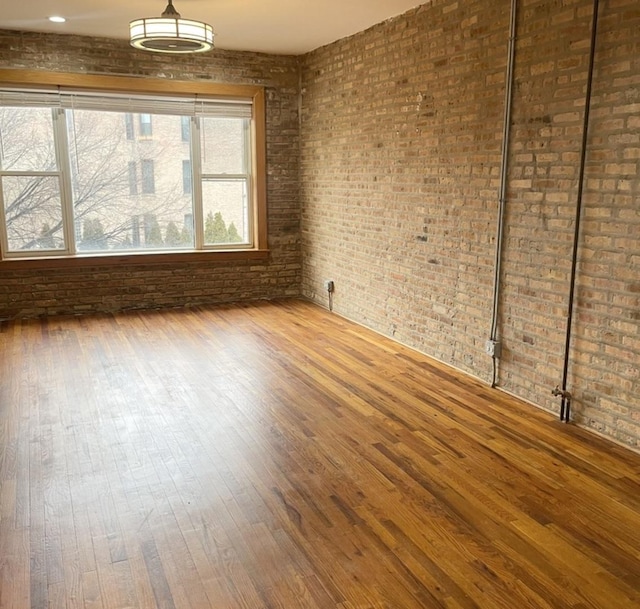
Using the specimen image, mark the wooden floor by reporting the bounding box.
[1,300,639,609]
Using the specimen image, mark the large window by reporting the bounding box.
[0,72,266,261]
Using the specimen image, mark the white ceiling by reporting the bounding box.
[1,0,425,55]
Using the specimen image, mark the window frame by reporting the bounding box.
[0,69,268,268]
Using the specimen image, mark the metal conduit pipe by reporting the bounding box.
[488,0,518,388]
[555,0,601,423]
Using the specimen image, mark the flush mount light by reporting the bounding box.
[48,16,66,23]
[129,0,214,54]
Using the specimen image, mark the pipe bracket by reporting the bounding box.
[552,385,571,400]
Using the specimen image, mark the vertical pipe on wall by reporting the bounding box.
[557,0,601,422]
[489,0,518,388]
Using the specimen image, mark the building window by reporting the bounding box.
[125,113,134,139]
[182,159,192,194]
[139,113,152,137]
[141,159,155,194]
[0,72,266,260]
[128,161,138,195]
[181,116,190,142]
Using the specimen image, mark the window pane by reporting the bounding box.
[2,175,64,251]
[202,179,248,245]
[200,118,246,175]
[0,107,57,172]
[67,109,194,252]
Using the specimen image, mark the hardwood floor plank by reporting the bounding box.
[81,570,104,609]
[139,534,177,609]
[1,299,639,609]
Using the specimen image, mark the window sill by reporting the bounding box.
[0,249,270,270]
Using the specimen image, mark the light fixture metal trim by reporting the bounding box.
[129,0,214,54]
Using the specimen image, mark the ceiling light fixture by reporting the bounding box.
[129,0,214,54]
[48,16,67,23]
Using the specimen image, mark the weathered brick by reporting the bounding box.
[299,0,639,451]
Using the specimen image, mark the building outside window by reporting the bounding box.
[141,159,155,194]
[181,116,190,142]
[125,113,134,140]
[139,113,152,137]
[128,161,138,195]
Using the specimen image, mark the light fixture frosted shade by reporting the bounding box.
[129,17,214,53]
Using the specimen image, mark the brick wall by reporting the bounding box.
[301,0,511,374]
[564,0,640,446]
[300,0,640,450]
[0,30,301,317]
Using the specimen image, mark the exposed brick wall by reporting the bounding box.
[301,0,511,375]
[300,0,640,450]
[0,30,301,317]
[566,0,640,446]
[495,0,639,448]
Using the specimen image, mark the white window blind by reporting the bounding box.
[0,88,61,108]
[0,88,252,118]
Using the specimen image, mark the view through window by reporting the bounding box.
[0,81,263,259]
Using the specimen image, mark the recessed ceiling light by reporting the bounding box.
[49,16,66,23]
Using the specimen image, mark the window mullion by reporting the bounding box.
[53,108,76,254]
[191,117,204,250]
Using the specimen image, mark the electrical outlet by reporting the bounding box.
[324,280,335,293]
[485,339,502,358]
